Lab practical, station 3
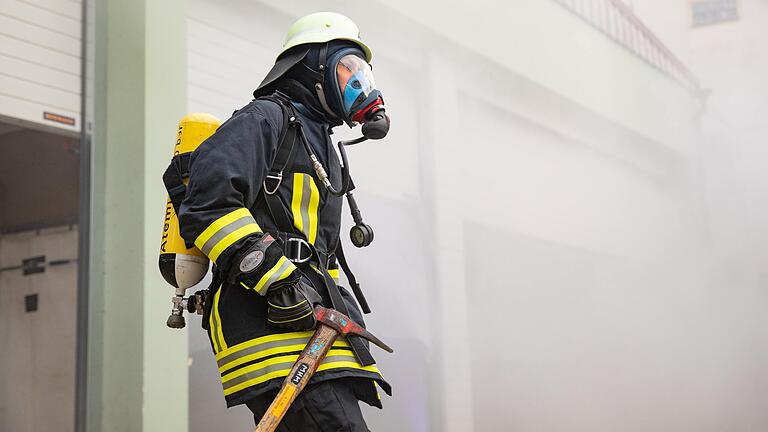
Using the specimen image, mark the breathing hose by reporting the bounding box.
[294,112,387,248]
[296,125,368,197]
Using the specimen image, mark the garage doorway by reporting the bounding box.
[0,121,81,432]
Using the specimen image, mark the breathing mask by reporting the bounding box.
[317,48,390,139]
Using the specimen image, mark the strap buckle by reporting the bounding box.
[263,171,283,195]
[285,237,312,264]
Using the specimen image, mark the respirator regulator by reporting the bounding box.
[306,50,390,247]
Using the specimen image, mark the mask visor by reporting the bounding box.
[337,54,376,118]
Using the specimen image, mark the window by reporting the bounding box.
[692,0,739,27]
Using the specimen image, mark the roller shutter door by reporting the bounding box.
[0,0,82,133]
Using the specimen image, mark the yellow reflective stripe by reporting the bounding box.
[218,339,352,374]
[221,350,380,396]
[223,349,350,384]
[224,368,292,396]
[216,331,313,361]
[307,177,320,244]
[291,173,320,245]
[327,268,340,283]
[220,343,307,374]
[207,224,261,263]
[208,302,220,353]
[247,256,297,294]
[194,208,261,263]
[223,352,297,384]
[222,361,382,396]
[209,286,226,353]
[275,262,296,282]
[194,208,252,248]
[291,174,304,233]
[213,288,227,351]
[200,215,257,255]
[317,361,380,375]
[216,331,351,365]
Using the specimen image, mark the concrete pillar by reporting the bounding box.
[88,0,188,430]
[425,52,476,432]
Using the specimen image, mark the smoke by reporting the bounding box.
[186,1,768,431]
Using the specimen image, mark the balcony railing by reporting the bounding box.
[554,0,701,93]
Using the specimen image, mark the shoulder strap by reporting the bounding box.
[258,93,300,234]
[317,261,376,366]
[162,152,192,215]
[258,95,375,362]
[261,92,299,195]
[334,241,371,314]
[162,93,292,216]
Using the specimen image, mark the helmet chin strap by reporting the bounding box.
[313,43,344,123]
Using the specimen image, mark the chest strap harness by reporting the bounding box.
[258,93,375,366]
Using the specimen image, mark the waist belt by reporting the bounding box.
[274,232,315,265]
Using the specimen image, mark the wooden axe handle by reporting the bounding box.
[254,324,338,432]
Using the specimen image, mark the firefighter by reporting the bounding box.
[178,12,391,430]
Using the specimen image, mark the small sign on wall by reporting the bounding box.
[22,256,46,275]
[43,112,77,127]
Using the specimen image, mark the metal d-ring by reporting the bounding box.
[263,171,283,195]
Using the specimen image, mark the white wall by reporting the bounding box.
[184,1,721,431]
[187,0,287,122]
[381,0,701,154]
[0,0,82,133]
[687,1,768,275]
[0,226,78,432]
[626,11,768,427]
[628,2,768,263]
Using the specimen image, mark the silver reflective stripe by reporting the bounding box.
[299,174,312,240]
[199,215,256,256]
[217,335,311,371]
[318,353,359,365]
[209,288,222,353]
[221,353,358,392]
[209,314,220,353]
[222,359,296,389]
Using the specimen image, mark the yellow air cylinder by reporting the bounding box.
[159,113,221,300]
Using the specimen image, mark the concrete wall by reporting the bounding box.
[0,226,78,432]
[86,0,189,430]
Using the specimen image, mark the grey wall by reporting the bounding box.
[0,227,78,432]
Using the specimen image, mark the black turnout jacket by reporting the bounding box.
[178,96,389,408]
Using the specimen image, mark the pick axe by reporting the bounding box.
[254,306,393,432]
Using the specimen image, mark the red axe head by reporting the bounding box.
[314,306,394,353]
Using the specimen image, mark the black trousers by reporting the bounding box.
[246,378,371,432]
